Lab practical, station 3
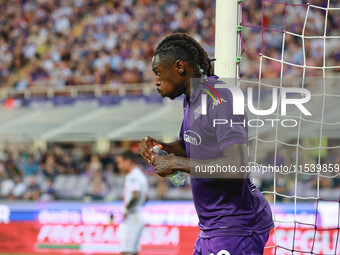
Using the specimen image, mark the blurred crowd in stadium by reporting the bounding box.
[0,0,215,88]
[0,142,193,201]
[0,141,339,202]
[1,0,339,89]
[241,0,340,78]
[0,0,340,202]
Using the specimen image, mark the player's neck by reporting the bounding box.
[184,85,191,98]
[127,165,137,173]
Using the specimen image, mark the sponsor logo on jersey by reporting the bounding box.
[183,130,202,146]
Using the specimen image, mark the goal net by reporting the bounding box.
[236,0,340,254]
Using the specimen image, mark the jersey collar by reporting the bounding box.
[189,75,221,103]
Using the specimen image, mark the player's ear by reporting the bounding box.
[174,60,186,75]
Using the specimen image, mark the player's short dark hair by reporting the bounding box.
[153,33,213,78]
[119,150,140,163]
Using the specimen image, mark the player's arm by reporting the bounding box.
[154,143,248,179]
[126,190,140,210]
[123,190,140,219]
[138,136,186,164]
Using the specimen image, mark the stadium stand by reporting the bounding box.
[0,0,339,202]
[0,0,215,88]
[0,142,194,201]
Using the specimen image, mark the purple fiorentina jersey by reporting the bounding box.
[180,75,274,237]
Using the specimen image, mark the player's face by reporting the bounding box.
[151,55,187,100]
[116,156,129,173]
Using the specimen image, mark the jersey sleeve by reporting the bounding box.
[179,121,185,144]
[210,88,248,151]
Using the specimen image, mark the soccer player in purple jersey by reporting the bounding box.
[138,33,274,255]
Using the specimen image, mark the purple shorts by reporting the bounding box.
[193,231,270,255]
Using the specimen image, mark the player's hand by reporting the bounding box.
[154,153,177,177]
[138,136,162,165]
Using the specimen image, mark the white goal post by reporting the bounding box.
[214,0,239,79]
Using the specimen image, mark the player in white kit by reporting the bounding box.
[116,151,148,255]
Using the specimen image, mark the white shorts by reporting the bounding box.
[118,212,145,253]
